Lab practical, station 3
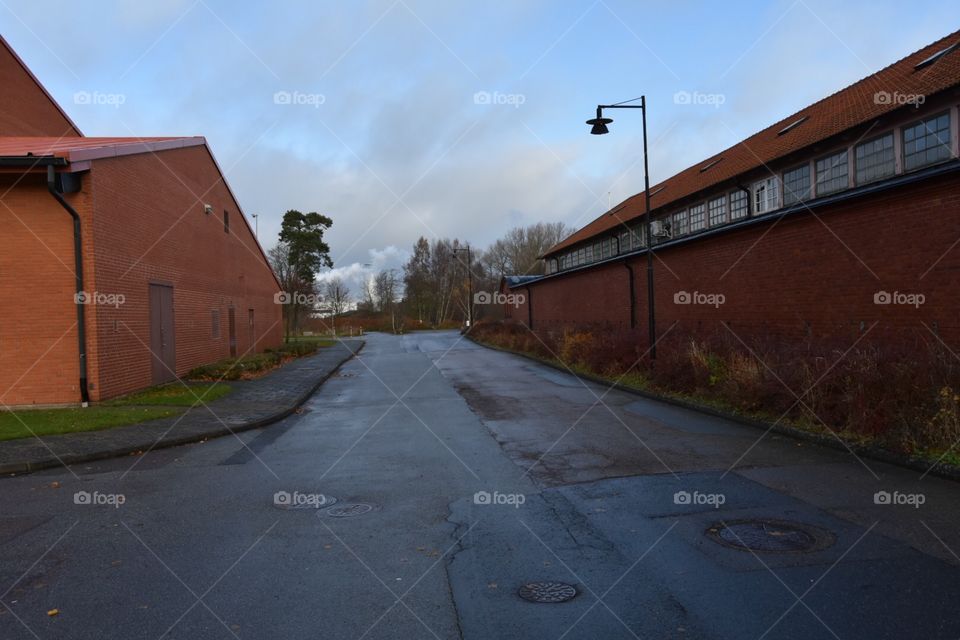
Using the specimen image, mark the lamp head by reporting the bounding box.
[586,116,612,135]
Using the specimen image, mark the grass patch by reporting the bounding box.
[286,336,337,346]
[0,407,179,442]
[106,383,232,407]
[188,340,333,381]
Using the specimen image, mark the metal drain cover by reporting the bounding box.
[274,493,337,510]
[518,582,577,603]
[325,503,375,518]
[706,519,834,553]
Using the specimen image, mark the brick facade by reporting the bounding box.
[0,145,283,407]
[507,171,960,349]
[0,36,80,137]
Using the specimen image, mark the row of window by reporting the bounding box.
[546,110,955,275]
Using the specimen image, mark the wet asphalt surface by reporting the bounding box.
[1,330,959,639]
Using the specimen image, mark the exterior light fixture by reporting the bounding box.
[585,95,657,358]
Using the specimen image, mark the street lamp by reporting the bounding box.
[454,245,474,328]
[251,213,259,238]
[586,96,657,359]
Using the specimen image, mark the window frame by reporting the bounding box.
[729,190,749,220]
[814,149,849,196]
[902,110,953,172]
[781,163,812,206]
[854,131,896,185]
[688,203,706,232]
[752,177,779,214]
[671,209,689,236]
[707,196,727,226]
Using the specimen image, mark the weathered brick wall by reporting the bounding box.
[88,145,283,400]
[0,174,86,406]
[513,172,960,350]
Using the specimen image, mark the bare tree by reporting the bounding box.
[269,241,313,339]
[323,278,351,335]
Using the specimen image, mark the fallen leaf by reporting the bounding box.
[47,609,59,617]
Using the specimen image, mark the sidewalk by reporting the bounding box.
[0,340,363,475]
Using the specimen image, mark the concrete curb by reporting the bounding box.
[0,342,364,476]
[464,334,960,483]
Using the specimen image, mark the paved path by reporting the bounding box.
[0,340,362,474]
[0,331,957,639]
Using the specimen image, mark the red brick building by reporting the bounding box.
[506,31,960,351]
[0,36,282,407]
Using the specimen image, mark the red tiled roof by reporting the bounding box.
[545,29,960,257]
[0,136,206,162]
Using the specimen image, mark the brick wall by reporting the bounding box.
[0,144,283,407]
[512,172,960,350]
[87,145,283,400]
[0,38,80,137]
[0,174,85,406]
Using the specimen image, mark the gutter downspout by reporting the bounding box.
[737,184,752,215]
[622,262,636,328]
[524,286,533,330]
[47,165,90,406]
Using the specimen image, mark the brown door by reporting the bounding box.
[228,307,237,358]
[148,284,176,384]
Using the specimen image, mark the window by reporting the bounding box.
[753,177,779,213]
[708,196,727,226]
[777,116,808,136]
[672,210,689,236]
[585,244,594,263]
[689,203,706,232]
[223,210,230,233]
[631,226,645,248]
[782,164,811,205]
[619,230,630,253]
[211,309,221,339]
[729,190,749,220]
[815,150,849,196]
[903,112,952,171]
[855,133,895,184]
[546,259,557,274]
[914,41,959,69]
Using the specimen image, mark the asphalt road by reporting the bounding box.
[1,330,959,639]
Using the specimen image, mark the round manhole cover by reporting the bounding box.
[518,582,578,603]
[706,519,834,553]
[274,493,337,510]
[325,503,375,518]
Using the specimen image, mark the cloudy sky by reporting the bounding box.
[2,0,954,287]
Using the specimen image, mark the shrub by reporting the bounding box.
[468,320,960,457]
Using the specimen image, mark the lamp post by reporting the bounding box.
[455,244,474,327]
[251,213,259,238]
[586,96,656,359]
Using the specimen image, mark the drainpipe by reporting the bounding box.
[737,183,752,215]
[47,165,90,406]
[524,286,533,330]
[622,262,636,328]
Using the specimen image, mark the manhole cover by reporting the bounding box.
[274,493,337,510]
[325,503,375,518]
[706,519,834,553]
[518,582,578,603]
